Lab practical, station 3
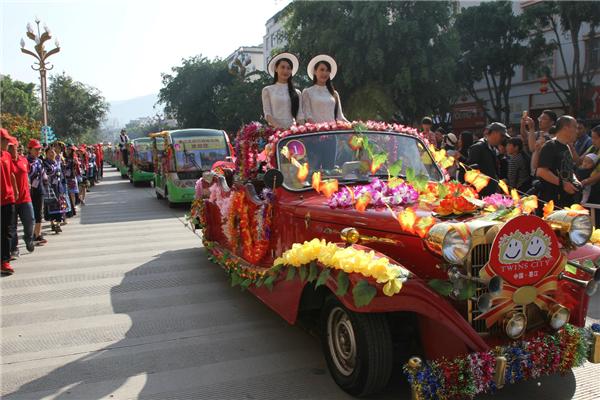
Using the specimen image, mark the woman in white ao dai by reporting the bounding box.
[302,55,348,124]
[262,53,304,129]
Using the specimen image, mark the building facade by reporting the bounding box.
[225,45,266,76]
[263,6,290,67]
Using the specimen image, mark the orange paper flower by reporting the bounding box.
[415,216,436,238]
[355,192,371,212]
[543,200,554,219]
[312,172,321,193]
[498,180,509,195]
[521,195,538,215]
[398,207,417,234]
[464,169,490,193]
[297,162,309,182]
[319,179,339,198]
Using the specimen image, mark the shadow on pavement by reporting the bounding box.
[3,248,343,400]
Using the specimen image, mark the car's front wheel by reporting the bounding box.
[320,296,393,397]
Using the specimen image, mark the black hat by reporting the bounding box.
[487,122,510,138]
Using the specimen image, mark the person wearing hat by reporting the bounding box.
[536,115,582,207]
[6,136,36,257]
[467,122,511,197]
[301,54,348,124]
[443,132,458,151]
[1,129,19,274]
[262,52,304,129]
[27,139,47,245]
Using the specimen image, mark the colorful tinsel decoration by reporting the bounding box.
[404,324,592,400]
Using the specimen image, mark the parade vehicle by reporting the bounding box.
[127,137,155,186]
[190,121,600,399]
[150,129,233,207]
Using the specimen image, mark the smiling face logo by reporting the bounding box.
[524,228,551,261]
[488,216,560,287]
[499,231,526,264]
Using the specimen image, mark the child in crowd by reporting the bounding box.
[576,153,598,204]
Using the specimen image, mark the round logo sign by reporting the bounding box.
[488,215,560,287]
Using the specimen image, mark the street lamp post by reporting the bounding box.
[20,17,60,144]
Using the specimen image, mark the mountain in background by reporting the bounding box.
[108,93,162,126]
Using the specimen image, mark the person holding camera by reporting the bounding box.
[536,115,581,207]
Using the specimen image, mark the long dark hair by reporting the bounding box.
[272,58,299,119]
[312,60,338,120]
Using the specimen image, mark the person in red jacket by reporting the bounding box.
[7,137,36,257]
[1,129,18,275]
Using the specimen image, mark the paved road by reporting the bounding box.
[1,167,599,400]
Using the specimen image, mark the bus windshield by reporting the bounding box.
[173,134,229,172]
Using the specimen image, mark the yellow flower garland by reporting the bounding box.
[274,238,409,296]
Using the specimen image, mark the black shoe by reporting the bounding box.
[26,240,35,253]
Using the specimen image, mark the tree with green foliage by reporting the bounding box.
[0,75,41,119]
[159,56,233,129]
[159,55,277,135]
[455,1,549,125]
[47,72,109,141]
[523,1,600,116]
[124,114,174,139]
[283,1,461,125]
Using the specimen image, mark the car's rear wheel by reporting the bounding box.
[320,296,393,397]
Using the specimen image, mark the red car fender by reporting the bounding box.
[249,269,489,356]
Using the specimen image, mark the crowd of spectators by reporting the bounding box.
[1,128,104,275]
[422,112,600,225]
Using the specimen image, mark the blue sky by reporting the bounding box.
[1,0,290,101]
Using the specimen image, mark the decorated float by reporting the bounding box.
[189,120,600,399]
[149,129,233,207]
[127,137,155,186]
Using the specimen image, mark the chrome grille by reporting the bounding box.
[469,244,492,334]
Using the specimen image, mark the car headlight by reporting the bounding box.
[503,311,527,339]
[570,215,593,246]
[546,210,592,247]
[425,223,472,264]
[548,304,570,330]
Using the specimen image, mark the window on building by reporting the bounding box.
[524,52,554,82]
[588,36,600,70]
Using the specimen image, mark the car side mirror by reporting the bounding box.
[263,169,284,189]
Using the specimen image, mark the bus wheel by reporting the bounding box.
[320,296,393,397]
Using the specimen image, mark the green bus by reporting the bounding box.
[127,138,155,186]
[150,129,232,206]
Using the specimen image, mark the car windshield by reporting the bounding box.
[173,136,229,172]
[277,131,442,190]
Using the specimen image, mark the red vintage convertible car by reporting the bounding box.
[190,121,600,399]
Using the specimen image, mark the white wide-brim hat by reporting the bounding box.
[267,52,299,77]
[307,54,338,80]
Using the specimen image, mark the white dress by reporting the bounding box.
[262,83,304,129]
[301,85,347,124]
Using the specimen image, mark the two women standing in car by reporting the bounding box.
[262,53,347,130]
